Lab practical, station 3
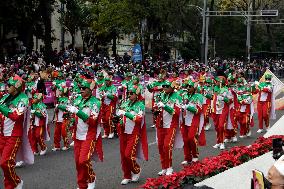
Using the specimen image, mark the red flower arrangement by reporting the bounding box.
[141,135,284,189]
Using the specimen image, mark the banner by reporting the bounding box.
[259,69,284,97]
[132,44,142,63]
[43,81,55,104]
[43,80,71,104]
[253,69,284,111]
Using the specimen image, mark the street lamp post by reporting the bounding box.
[246,0,252,63]
[205,7,210,65]
[201,0,207,65]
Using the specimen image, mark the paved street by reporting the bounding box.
[0,108,283,189]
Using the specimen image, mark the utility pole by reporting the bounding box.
[246,0,252,63]
[201,0,207,64]
[205,7,210,65]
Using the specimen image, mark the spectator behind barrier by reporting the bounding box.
[268,155,284,189]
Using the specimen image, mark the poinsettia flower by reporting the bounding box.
[141,135,284,189]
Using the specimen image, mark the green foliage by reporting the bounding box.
[213,17,247,58]
[1,0,284,59]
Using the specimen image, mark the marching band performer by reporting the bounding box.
[30,93,49,156]
[147,72,167,128]
[237,86,254,138]
[0,75,34,189]
[94,72,105,99]
[212,76,233,150]
[132,76,144,97]
[68,74,83,147]
[0,73,6,99]
[51,71,65,105]
[256,73,276,133]
[154,79,182,176]
[99,77,118,139]
[203,78,213,131]
[25,75,36,104]
[224,74,238,143]
[116,85,148,185]
[120,72,132,100]
[66,77,103,189]
[180,80,204,165]
[52,86,70,151]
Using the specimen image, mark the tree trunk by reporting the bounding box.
[251,0,256,50]
[265,24,277,51]
[23,23,34,53]
[71,33,75,49]
[82,36,86,54]
[42,0,53,64]
[94,39,99,54]
[111,31,117,57]
[144,33,150,54]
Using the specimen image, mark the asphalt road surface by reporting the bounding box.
[0,108,283,189]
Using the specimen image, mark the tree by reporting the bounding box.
[215,0,284,52]
[0,0,42,52]
[0,0,55,62]
[59,0,83,48]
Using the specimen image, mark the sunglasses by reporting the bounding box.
[7,84,12,87]
[128,92,134,95]
[80,86,87,90]
[187,85,193,88]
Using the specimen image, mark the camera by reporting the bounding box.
[272,138,284,160]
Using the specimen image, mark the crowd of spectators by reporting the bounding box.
[1,49,284,83]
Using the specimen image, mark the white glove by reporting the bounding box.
[157,86,162,89]
[181,105,187,110]
[218,96,224,101]
[31,110,35,114]
[67,106,79,114]
[254,81,259,86]
[157,102,165,108]
[188,102,194,107]
[117,110,126,116]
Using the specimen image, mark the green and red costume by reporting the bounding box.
[117,85,148,180]
[154,81,182,170]
[181,81,204,162]
[99,79,118,137]
[0,75,33,189]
